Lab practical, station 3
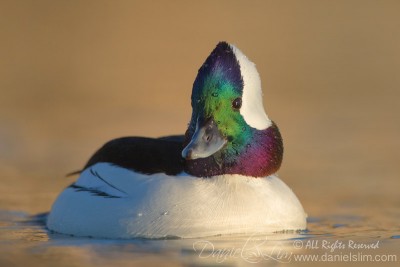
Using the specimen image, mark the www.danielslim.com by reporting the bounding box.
[291,239,397,263]
[293,252,397,263]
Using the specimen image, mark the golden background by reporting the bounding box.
[0,1,399,265]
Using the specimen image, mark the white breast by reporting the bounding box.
[47,163,306,239]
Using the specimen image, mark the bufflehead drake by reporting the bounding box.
[47,42,306,238]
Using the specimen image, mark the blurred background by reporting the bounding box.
[1,0,399,224]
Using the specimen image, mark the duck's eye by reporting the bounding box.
[232,97,242,109]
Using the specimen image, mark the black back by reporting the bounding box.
[83,135,185,175]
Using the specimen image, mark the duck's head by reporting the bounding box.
[182,42,283,178]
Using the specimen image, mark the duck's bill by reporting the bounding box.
[181,117,227,160]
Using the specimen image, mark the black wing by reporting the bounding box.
[82,135,185,175]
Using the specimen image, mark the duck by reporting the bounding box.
[46,42,307,239]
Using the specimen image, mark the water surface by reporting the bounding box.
[1,210,399,266]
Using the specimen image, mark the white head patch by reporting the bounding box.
[230,44,271,130]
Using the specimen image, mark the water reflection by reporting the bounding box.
[0,211,306,266]
[1,210,399,267]
[0,211,400,266]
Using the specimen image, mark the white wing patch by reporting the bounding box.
[230,44,272,130]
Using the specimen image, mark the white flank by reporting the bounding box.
[230,44,271,130]
[47,163,307,239]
